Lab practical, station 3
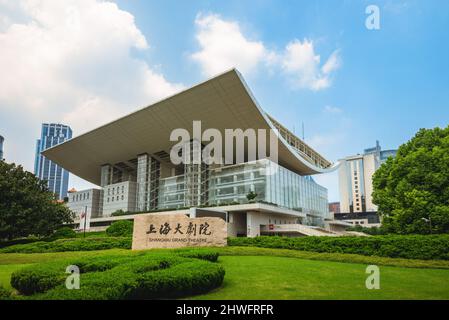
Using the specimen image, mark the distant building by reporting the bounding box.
[334,212,381,228]
[34,123,72,200]
[338,141,397,214]
[102,181,137,216]
[328,202,340,214]
[0,135,4,160]
[67,188,103,219]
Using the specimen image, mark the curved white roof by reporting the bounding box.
[43,69,337,185]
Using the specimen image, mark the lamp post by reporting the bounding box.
[421,217,432,234]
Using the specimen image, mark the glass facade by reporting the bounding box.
[158,175,186,209]
[209,160,329,222]
[99,157,329,224]
[156,159,329,223]
[34,123,72,200]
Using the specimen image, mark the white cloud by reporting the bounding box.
[323,105,342,114]
[190,13,341,91]
[0,0,183,185]
[281,39,341,90]
[191,13,268,77]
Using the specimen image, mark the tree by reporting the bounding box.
[372,126,449,234]
[246,191,258,202]
[0,161,74,240]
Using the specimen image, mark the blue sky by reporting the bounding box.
[1,0,448,201]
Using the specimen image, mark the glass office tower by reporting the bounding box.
[34,124,72,200]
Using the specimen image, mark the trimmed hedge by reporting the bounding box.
[228,235,449,260]
[50,227,77,240]
[106,220,133,237]
[0,285,11,300]
[0,237,132,253]
[10,250,224,300]
[0,238,38,249]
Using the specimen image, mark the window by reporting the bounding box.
[116,196,119,201]
[121,195,124,200]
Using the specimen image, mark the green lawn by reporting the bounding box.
[1,247,449,299]
[190,256,449,300]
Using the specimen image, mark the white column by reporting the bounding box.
[246,211,260,237]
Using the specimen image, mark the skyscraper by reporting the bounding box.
[34,123,72,200]
[338,141,397,214]
[0,135,4,160]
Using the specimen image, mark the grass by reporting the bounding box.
[1,246,449,299]
[75,231,107,238]
[190,256,449,300]
[217,246,449,269]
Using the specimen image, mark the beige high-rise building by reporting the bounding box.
[338,141,396,213]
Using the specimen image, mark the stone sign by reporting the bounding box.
[132,214,227,250]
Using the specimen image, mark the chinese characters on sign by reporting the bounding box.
[132,214,227,250]
[146,221,212,236]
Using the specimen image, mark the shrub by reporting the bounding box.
[106,220,134,237]
[50,227,76,240]
[174,248,220,262]
[347,225,387,235]
[111,210,128,217]
[10,250,225,300]
[0,285,11,300]
[228,235,449,260]
[0,237,131,253]
[0,238,39,249]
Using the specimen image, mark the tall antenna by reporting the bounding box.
[302,122,305,141]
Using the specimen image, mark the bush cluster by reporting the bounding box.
[228,235,449,260]
[106,220,134,237]
[0,237,132,253]
[10,250,224,300]
[50,227,77,240]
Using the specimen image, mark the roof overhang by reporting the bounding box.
[43,69,337,186]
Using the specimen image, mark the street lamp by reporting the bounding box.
[421,217,432,234]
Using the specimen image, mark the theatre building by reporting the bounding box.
[43,69,345,237]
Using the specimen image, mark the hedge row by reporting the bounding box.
[106,220,133,237]
[9,250,224,300]
[0,237,132,253]
[228,235,449,260]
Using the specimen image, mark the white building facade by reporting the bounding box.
[67,188,103,218]
[338,141,397,213]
